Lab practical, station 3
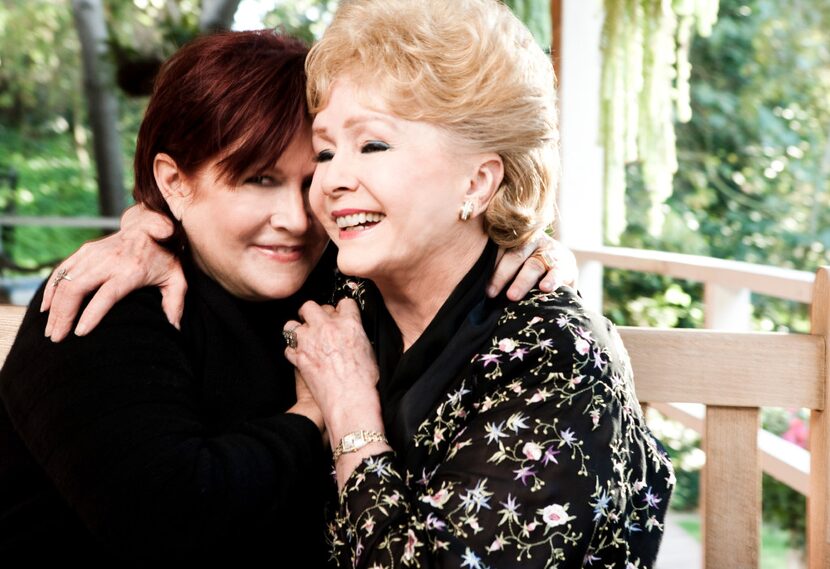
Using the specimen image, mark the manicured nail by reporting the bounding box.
[74,323,87,336]
[487,286,497,297]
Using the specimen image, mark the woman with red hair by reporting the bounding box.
[0,30,333,566]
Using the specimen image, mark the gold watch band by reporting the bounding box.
[333,430,388,461]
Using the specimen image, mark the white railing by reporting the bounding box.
[572,245,815,496]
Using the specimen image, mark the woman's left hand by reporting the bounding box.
[487,233,578,300]
[283,298,381,429]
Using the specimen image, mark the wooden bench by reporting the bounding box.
[0,267,828,568]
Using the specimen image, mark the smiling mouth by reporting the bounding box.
[335,212,386,231]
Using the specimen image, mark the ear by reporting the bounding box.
[464,153,504,217]
[153,153,191,221]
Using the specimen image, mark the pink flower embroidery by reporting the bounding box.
[522,442,543,461]
[498,338,517,353]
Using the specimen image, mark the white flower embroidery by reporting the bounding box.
[522,441,543,461]
[541,503,572,528]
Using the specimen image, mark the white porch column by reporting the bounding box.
[556,0,605,313]
[704,284,753,331]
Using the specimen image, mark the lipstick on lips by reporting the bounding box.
[253,244,305,262]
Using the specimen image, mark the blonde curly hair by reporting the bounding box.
[305,0,559,248]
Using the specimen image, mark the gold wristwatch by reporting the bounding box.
[333,430,388,461]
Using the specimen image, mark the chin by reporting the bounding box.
[335,251,374,279]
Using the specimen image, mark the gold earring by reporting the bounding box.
[459,200,474,221]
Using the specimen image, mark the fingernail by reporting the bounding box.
[487,286,497,297]
[44,324,52,338]
[74,324,87,336]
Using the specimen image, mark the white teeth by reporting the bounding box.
[335,212,385,229]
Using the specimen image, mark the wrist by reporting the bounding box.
[332,430,389,461]
[324,393,384,444]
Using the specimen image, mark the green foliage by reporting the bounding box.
[0,0,80,127]
[607,0,825,334]
[600,0,720,242]
[502,0,551,48]
[260,0,338,43]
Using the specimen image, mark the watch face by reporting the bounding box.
[343,432,367,452]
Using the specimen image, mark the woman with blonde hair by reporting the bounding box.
[285,0,674,567]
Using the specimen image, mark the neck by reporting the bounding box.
[372,235,488,351]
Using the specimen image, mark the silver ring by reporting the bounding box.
[52,268,73,288]
[283,325,299,349]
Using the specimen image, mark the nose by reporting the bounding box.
[318,151,359,198]
[270,185,312,235]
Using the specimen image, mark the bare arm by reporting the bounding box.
[42,205,187,342]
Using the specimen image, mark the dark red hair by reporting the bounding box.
[133,30,310,250]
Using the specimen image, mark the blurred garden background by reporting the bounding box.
[1,0,828,567]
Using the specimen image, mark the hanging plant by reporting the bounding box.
[600,0,719,242]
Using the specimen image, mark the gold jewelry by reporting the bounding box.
[282,325,299,349]
[52,268,73,288]
[333,430,388,461]
[530,249,555,273]
[459,200,474,221]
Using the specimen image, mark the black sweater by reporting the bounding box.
[0,259,335,567]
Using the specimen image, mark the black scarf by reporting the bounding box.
[360,240,507,455]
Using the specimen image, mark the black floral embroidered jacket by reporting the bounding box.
[330,279,675,569]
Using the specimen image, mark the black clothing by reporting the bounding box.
[0,250,337,567]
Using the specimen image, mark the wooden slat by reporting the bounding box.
[809,268,830,569]
[0,305,26,367]
[573,246,814,303]
[652,402,810,496]
[620,327,824,409]
[0,215,120,229]
[703,406,761,569]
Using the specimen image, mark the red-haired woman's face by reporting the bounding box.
[175,130,329,300]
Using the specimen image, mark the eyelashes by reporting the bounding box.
[313,140,391,163]
[362,141,390,153]
[313,150,334,163]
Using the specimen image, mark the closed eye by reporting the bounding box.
[314,150,334,163]
[362,141,390,153]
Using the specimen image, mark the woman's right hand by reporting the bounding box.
[42,205,187,342]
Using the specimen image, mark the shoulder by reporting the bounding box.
[1,281,174,392]
[473,286,630,385]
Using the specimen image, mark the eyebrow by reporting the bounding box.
[312,113,398,137]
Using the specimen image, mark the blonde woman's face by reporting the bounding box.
[309,80,481,283]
